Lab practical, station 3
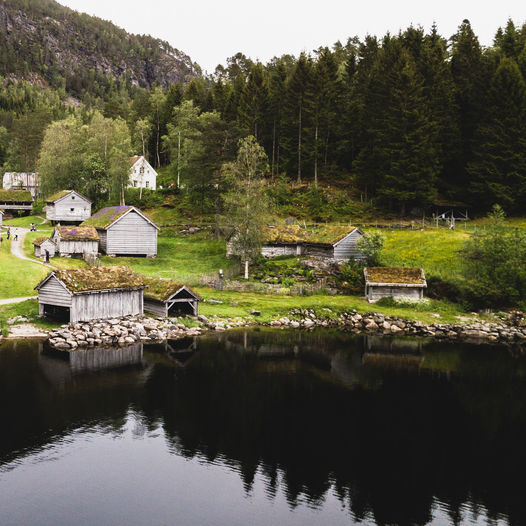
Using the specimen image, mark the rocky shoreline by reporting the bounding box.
[40,308,526,352]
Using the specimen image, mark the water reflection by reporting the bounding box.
[1,331,526,525]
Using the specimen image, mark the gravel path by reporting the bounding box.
[0,296,37,306]
[8,227,55,268]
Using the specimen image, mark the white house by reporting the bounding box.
[45,190,91,224]
[128,156,157,191]
[3,172,40,199]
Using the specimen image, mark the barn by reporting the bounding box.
[142,277,201,317]
[81,205,159,257]
[254,225,364,260]
[35,266,146,323]
[52,226,99,257]
[0,189,33,212]
[364,267,427,303]
[33,236,56,258]
[45,190,91,224]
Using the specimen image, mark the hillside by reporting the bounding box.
[0,0,200,97]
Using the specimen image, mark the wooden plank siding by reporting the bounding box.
[366,285,423,303]
[105,211,158,256]
[144,298,168,317]
[37,276,72,307]
[333,229,364,260]
[46,193,91,223]
[34,239,56,258]
[71,290,143,322]
[98,230,107,252]
[54,238,98,257]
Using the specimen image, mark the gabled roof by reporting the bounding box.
[0,209,4,215]
[81,205,160,230]
[0,189,33,202]
[33,236,55,247]
[263,225,360,246]
[35,266,146,294]
[364,267,427,287]
[53,225,99,241]
[142,277,201,302]
[130,155,143,166]
[46,189,91,204]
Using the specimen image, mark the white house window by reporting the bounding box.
[133,181,137,187]
[72,196,75,199]
[145,181,149,188]
[70,208,75,212]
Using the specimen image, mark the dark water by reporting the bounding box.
[1,331,526,526]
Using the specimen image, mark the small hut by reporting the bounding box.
[0,189,33,212]
[52,226,99,257]
[33,236,56,258]
[364,267,427,303]
[143,277,201,317]
[45,190,91,224]
[81,205,159,257]
[35,266,146,323]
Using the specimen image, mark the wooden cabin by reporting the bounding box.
[0,189,33,212]
[364,267,427,303]
[52,226,99,257]
[229,225,364,260]
[81,205,159,257]
[142,277,201,317]
[3,172,39,199]
[45,190,91,224]
[33,237,56,258]
[35,266,146,323]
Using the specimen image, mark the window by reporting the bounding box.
[145,181,149,188]
[72,196,75,200]
[70,208,75,212]
[133,181,137,187]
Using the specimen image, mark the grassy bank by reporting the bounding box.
[0,300,59,337]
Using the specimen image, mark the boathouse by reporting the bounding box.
[0,189,33,212]
[143,277,201,317]
[81,205,159,257]
[33,236,56,258]
[52,226,99,257]
[248,225,364,260]
[364,267,427,303]
[45,190,91,224]
[35,266,146,322]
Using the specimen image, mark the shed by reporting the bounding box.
[35,266,146,323]
[0,189,33,211]
[81,205,159,257]
[45,190,91,224]
[52,226,99,257]
[256,225,364,260]
[364,267,427,303]
[33,236,56,258]
[143,277,201,317]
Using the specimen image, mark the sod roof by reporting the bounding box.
[46,190,72,202]
[364,267,426,285]
[263,225,358,245]
[82,205,157,229]
[33,236,54,246]
[142,276,200,301]
[54,225,99,241]
[0,189,32,202]
[38,266,146,293]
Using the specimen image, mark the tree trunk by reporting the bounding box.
[244,260,249,280]
[297,101,302,184]
[271,120,276,179]
[314,123,319,187]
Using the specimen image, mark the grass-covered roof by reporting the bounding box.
[54,225,99,241]
[264,225,357,245]
[364,267,426,285]
[43,266,146,293]
[46,190,72,202]
[81,205,132,228]
[0,189,33,202]
[33,236,54,246]
[142,276,200,301]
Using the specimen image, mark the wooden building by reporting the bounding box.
[33,236,56,258]
[52,226,99,257]
[128,155,157,190]
[82,205,159,257]
[142,277,201,317]
[2,172,39,199]
[45,190,91,224]
[364,267,427,303]
[0,189,33,212]
[229,225,364,260]
[35,266,146,323]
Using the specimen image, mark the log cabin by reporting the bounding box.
[364,267,427,303]
[0,189,33,212]
[81,205,159,257]
[52,226,99,257]
[45,190,91,224]
[142,277,201,317]
[35,266,146,323]
[33,236,56,258]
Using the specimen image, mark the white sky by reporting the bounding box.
[58,0,526,74]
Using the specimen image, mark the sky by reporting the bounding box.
[58,0,526,73]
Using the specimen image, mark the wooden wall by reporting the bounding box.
[144,298,167,317]
[71,289,143,322]
[38,276,72,308]
[105,210,157,256]
[333,230,364,260]
[366,285,424,303]
[261,244,300,258]
[53,235,98,256]
[34,239,56,257]
[46,193,91,222]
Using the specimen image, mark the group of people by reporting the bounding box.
[1,224,49,263]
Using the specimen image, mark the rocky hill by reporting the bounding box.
[0,0,200,95]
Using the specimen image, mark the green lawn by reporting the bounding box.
[0,299,59,336]
[3,215,47,228]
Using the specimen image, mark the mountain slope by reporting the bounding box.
[0,0,200,95]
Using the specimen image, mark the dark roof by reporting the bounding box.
[81,205,159,230]
[263,225,359,245]
[54,226,99,241]
[36,266,146,293]
[142,277,201,302]
[0,189,33,202]
[364,267,426,286]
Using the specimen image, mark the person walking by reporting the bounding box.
[6,227,10,240]
[45,249,50,264]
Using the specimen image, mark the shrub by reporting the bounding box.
[357,230,385,266]
[339,260,365,294]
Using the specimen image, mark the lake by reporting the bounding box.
[0,330,525,526]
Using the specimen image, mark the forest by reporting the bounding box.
[1,10,526,216]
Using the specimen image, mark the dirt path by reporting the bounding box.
[0,296,37,306]
[8,227,56,269]
[7,324,48,339]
